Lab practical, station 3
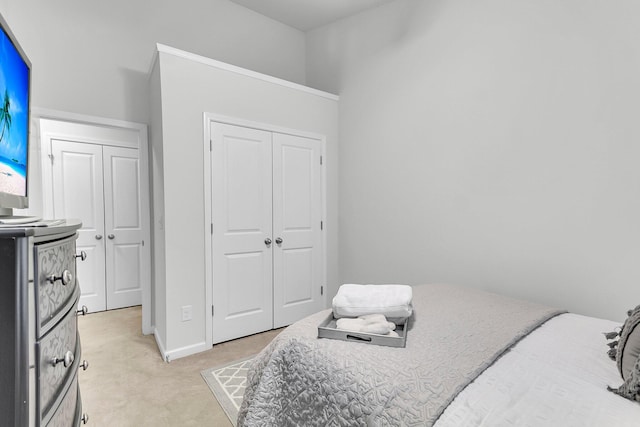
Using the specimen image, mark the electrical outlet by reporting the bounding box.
[181,305,192,322]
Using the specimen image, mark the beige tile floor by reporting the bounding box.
[78,306,280,426]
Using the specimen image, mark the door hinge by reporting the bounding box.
[212,305,215,316]
[142,240,145,247]
[321,286,324,296]
[320,155,323,165]
[48,153,54,164]
[210,139,213,151]
[211,223,213,234]
[320,221,323,230]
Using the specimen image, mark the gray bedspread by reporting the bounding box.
[238,283,564,426]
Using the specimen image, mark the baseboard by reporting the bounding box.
[162,339,209,362]
[152,328,209,362]
[153,328,168,361]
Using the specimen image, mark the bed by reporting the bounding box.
[238,283,640,426]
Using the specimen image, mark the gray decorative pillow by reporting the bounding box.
[616,306,640,381]
[604,306,637,362]
[606,304,640,402]
[608,356,640,402]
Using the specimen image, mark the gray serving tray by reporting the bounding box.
[317,314,409,348]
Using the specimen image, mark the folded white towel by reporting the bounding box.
[336,318,365,331]
[361,322,394,335]
[335,314,397,335]
[358,314,396,331]
[332,284,413,319]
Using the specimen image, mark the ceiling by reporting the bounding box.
[230,0,396,31]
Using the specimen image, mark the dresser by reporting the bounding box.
[0,220,89,426]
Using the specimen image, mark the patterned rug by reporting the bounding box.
[201,356,254,426]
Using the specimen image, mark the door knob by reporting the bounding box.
[275,237,283,245]
[95,234,103,240]
[264,238,272,246]
[75,251,87,261]
[51,350,74,368]
[108,234,115,240]
[48,270,73,286]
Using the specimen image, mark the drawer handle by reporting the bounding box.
[51,350,74,368]
[75,251,87,261]
[81,413,89,424]
[79,360,89,371]
[77,305,89,316]
[47,269,73,286]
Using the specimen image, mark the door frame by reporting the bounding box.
[203,112,327,348]
[35,108,153,335]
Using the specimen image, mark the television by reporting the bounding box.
[0,12,37,224]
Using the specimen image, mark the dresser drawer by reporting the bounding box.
[34,235,79,336]
[43,371,80,427]
[37,299,81,420]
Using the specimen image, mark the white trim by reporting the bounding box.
[137,125,152,336]
[33,108,147,133]
[155,43,339,102]
[38,119,140,150]
[321,138,328,310]
[162,340,210,362]
[202,113,328,141]
[36,110,153,336]
[203,113,213,350]
[153,328,168,361]
[203,113,328,348]
[153,328,207,362]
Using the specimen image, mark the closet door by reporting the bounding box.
[51,140,107,312]
[103,146,143,310]
[47,120,148,314]
[272,133,324,328]
[211,123,274,343]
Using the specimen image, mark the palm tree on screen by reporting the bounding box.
[0,89,12,143]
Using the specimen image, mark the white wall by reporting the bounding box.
[151,47,338,359]
[0,1,308,331]
[307,0,640,322]
[0,0,306,124]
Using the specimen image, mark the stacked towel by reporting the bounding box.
[335,314,399,337]
[332,284,413,319]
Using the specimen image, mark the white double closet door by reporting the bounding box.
[211,122,324,343]
[42,119,145,313]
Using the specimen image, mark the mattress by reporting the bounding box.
[437,313,640,426]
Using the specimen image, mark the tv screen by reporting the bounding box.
[0,13,30,213]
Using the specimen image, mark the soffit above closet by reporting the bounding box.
[229,0,396,31]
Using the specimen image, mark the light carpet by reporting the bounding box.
[201,355,254,426]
